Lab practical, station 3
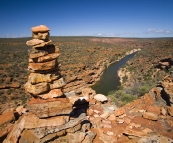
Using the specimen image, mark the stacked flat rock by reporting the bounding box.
[3,25,95,143]
[24,25,72,118]
[25,25,65,99]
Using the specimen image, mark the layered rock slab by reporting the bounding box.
[26,98,73,118]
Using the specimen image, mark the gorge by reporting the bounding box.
[91,52,138,95]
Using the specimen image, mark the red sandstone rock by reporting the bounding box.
[29,50,48,59]
[142,128,153,134]
[26,98,73,118]
[161,107,167,116]
[38,89,63,99]
[146,105,160,115]
[123,128,147,137]
[29,53,60,63]
[167,106,173,116]
[3,117,25,143]
[16,106,27,115]
[142,112,159,121]
[100,112,110,119]
[26,39,44,46]
[31,25,50,32]
[24,82,49,95]
[19,130,39,143]
[28,59,57,71]
[89,98,96,105]
[32,31,49,40]
[108,114,116,121]
[114,108,125,117]
[33,40,52,48]
[0,111,15,138]
[102,120,111,124]
[28,72,60,84]
[87,109,94,116]
[24,113,69,129]
[49,77,66,89]
[103,123,112,128]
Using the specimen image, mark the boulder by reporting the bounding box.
[24,82,49,95]
[31,25,50,33]
[26,98,73,118]
[94,94,107,102]
[28,59,57,71]
[28,72,60,84]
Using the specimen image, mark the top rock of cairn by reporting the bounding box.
[31,25,50,33]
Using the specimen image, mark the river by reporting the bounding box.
[91,52,137,96]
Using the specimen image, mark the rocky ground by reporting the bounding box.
[1,74,173,143]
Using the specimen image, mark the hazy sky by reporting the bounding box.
[0,0,173,38]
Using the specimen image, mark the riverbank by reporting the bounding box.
[117,49,141,86]
[90,49,140,95]
[90,48,141,86]
[63,48,141,93]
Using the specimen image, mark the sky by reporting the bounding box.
[0,0,173,38]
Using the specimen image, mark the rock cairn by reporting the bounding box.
[2,25,96,143]
[24,25,65,99]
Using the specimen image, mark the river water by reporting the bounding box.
[91,52,137,96]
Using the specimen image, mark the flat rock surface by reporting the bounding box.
[28,59,57,71]
[31,25,50,32]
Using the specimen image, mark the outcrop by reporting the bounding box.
[1,26,173,143]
